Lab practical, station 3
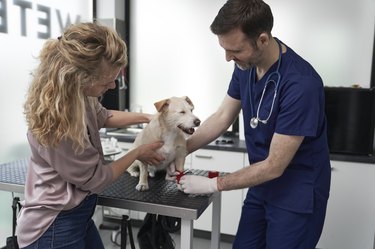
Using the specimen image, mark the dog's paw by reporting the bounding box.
[148,166,156,177]
[128,171,140,177]
[165,172,178,181]
[148,171,156,178]
[135,183,149,191]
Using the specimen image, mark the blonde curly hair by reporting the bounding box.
[24,22,127,153]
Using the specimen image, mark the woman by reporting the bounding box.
[17,22,164,249]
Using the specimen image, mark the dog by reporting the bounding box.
[127,96,201,191]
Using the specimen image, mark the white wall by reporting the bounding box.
[96,0,124,20]
[130,0,375,121]
[130,0,231,120]
[0,0,92,243]
[270,0,375,88]
[0,0,92,163]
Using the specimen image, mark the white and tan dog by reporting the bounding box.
[127,96,201,191]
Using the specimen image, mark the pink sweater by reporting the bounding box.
[16,98,114,248]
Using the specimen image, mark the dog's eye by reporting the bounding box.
[180,111,186,114]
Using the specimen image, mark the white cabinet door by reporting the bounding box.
[317,161,375,249]
[191,149,245,235]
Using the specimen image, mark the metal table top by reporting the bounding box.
[0,158,216,220]
[0,158,27,193]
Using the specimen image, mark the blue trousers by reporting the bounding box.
[233,191,328,249]
[22,194,104,249]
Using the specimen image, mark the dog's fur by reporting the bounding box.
[127,96,201,191]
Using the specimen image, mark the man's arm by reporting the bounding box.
[187,94,241,154]
[179,133,304,194]
[217,133,304,191]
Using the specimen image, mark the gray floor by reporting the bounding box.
[93,203,233,249]
[99,224,233,249]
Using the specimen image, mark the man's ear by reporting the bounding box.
[154,98,170,112]
[257,32,270,49]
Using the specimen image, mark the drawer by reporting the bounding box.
[192,149,244,172]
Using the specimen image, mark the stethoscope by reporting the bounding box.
[249,40,282,129]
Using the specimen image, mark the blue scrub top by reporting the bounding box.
[227,39,331,213]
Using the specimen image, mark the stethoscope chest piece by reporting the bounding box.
[250,117,258,129]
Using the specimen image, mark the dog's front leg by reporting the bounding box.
[127,161,140,177]
[165,162,178,181]
[174,146,187,172]
[136,163,149,191]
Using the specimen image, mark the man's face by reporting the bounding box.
[218,29,262,70]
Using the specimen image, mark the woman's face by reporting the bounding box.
[84,60,122,97]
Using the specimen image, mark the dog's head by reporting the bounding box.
[154,96,201,135]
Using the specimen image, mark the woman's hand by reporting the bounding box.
[136,141,165,165]
[144,113,154,123]
[111,141,164,180]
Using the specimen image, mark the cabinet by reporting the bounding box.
[191,149,246,235]
[316,161,375,249]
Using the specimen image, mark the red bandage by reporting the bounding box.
[208,171,219,178]
[176,170,184,184]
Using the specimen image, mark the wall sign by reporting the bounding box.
[0,0,91,39]
[0,0,92,163]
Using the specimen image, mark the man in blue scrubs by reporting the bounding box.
[177,0,331,248]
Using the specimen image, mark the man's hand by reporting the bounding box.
[178,175,218,194]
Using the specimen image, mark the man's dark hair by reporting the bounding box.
[210,0,273,41]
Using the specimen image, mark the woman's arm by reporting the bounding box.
[104,110,153,128]
[110,141,164,180]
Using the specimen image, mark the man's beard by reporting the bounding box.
[235,48,260,71]
[236,63,253,71]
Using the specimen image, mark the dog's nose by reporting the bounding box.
[194,119,201,126]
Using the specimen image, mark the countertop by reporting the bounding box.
[102,128,375,164]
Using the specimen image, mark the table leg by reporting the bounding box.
[211,192,221,249]
[180,219,193,249]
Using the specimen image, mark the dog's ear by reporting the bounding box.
[154,99,170,112]
[183,96,194,108]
